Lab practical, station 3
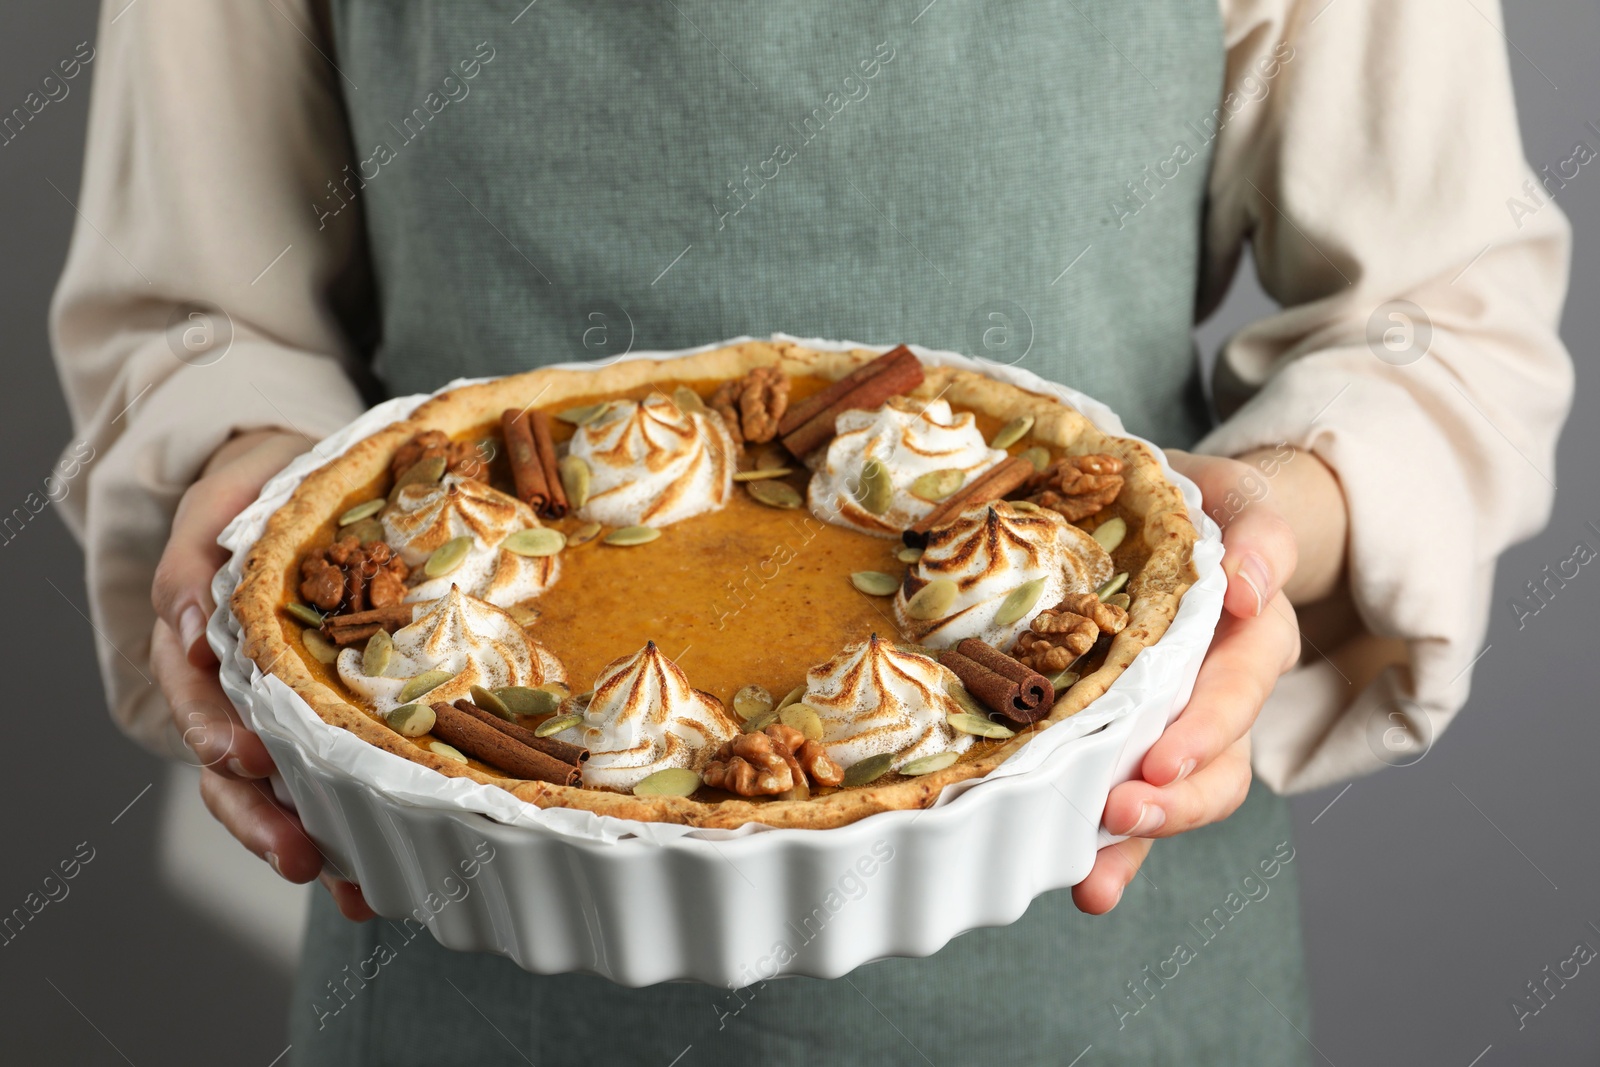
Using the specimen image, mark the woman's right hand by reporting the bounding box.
[150,428,375,921]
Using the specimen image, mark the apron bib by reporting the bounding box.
[294,3,1311,1062]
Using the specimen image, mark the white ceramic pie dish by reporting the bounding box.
[208,335,1224,987]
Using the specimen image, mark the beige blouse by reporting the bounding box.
[50,0,1572,793]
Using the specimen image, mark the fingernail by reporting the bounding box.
[1111,883,1125,909]
[226,757,267,780]
[1173,758,1197,783]
[179,604,207,655]
[1126,803,1166,837]
[265,851,284,877]
[1236,553,1270,616]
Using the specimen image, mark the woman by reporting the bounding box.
[52,0,1570,1063]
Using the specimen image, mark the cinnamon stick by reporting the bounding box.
[778,347,925,457]
[326,623,382,646]
[501,408,552,513]
[942,638,1054,724]
[529,411,568,518]
[904,456,1035,547]
[454,699,587,766]
[429,701,581,785]
[324,604,415,632]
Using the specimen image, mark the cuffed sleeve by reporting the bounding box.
[1203,0,1573,791]
[50,0,370,755]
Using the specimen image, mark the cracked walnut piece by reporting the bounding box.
[702,724,843,796]
[299,535,410,614]
[709,365,790,448]
[1012,593,1129,673]
[390,430,487,482]
[1025,453,1124,522]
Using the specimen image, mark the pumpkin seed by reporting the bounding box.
[397,669,455,704]
[853,458,892,516]
[1097,571,1129,599]
[741,707,780,734]
[540,680,573,696]
[506,603,541,627]
[779,702,824,742]
[732,684,773,721]
[286,602,325,627]
[301,629,339,665]
[775,685,806,712]
[900,750,960,776]
[429,740,468,763]
[993,577,1048,629]
[756,447,789,471]
[470,684,512,719]
[904,578,958,620]
[345,517,385,545]
[1105,592,1131,610]
[909,468,965,502]
[566,521,602,546]
[633,767,702,797]
[746,479,803,509]
[338,498,386,526]
[897,546,924,564]
[1008,500,1041,513]
[732,468,793,481]
[386,703,435,738]
[425,535,473,578]
[558,454,591,508]
[556,402,611,426]
[1047,669,1080,693]
[947,712,1017,739]
[850,571,900,597]
[1019,446,1051,472]
[1092,516,1127,553]
[946,681,988,718]
[361,630,394,678]
[536,713,584,738]
[395,454,447,490]
[672,385,707,415]
[989,415,1035,450]
[494,686,561,717]
[603,525,660,546]
[501,527,565,557]
[842,752,895,788]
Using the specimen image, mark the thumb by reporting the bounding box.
[152,432,309,666]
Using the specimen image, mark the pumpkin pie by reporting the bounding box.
[232,340,1198,830]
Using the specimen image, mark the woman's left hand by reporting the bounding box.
[1072,447,1346,914]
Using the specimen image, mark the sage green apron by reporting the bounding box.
[292,3,1312,1063]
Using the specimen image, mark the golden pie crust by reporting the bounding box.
[232,340,1198,830]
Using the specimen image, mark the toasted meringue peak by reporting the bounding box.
[577,641,742,791]
[383,474,558,607]
[337,585,565,716]
[894,503,1114,648]
[568,396,735,528]
[805,635,974,771]
[808,398,1007,538]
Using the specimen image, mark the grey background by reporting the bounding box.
[0,1,1594,1064]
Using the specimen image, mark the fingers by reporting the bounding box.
[1140,593,1299,786]
[320,873,376,923]
[1104,736,1253,842]
[198,769,324,884]
[152,619,276,779]
[1219,499,1297,621]
[152,432,307,666]
[1073,837,1153,915]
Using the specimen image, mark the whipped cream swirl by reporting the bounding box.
[568,396,734,528]
[337,585,566,716]
[805,635,973,771]
[382,474,558,607]
[575,641,742,791]
[808,398,1007,537]
[894,502,1113,648]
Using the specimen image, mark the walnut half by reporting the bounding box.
[1025,453,1124,522]
[709,365,790,449]
[702,725,843,797]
